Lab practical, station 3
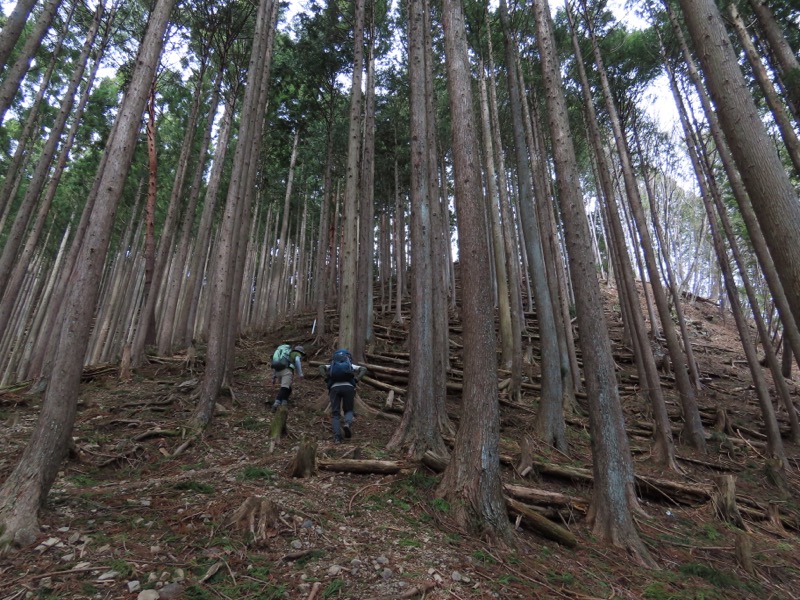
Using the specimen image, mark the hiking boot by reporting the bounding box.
[343,423,352,439]
[271,400,281,412]
[334,435,343,444]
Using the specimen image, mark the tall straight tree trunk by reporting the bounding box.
[633,123,702,389]
[0,1,102,304]
[579,2,706,451]
[566,4,677,470]
[746,0,800,118]
[0,0,76,221]
[355,12,376,360]
[486,32,523,402]
[664,1,800,372]
[438,0,513,544]
[387,0,446,458]
[314,121,335,343]
[192,0,275,428]
[666,43,788,462]
[0,1,104,334]
[392,157,405,325]
[729,4,800,176]
[0,0,175,549]
[180,87,236,345]
[498,0,565,451]
[534,0,654,566]
[424,3,451,436]
[158,67,224,353]
[266,127,301,330]
[478,58,513,370]
[0,0,39,72]
[338,0,366,357]
[0,0,63,124]
[675,0,800,339]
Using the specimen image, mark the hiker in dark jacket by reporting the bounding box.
[271,345,305,411]
[319,349,367,443]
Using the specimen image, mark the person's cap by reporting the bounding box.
[294,345,306,355]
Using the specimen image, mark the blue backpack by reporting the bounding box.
[329,349,354,383]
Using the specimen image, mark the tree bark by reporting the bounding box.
[675,0,800,341]
[387,0,446,459]
[0,0,175,549]
[337,0,366,355]
[533,0,654,567]
[437,0,513,545]
[498,0,565,452]
[0,0,39,73]
[580,0,706,452]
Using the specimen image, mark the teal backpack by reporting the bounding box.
[271,344,292,370]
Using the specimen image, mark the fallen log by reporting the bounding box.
[505,497,577,548]
[318,458,403,475]
[503,483,588,513]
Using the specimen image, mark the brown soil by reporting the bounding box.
[0,286,799,599]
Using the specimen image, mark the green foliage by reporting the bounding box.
[238,416,266,431]
[323,579,344,598]
[546,570,575,585]
[701,524,720,542]
[294,549,325,567]
[472,549,498,564]
[678,563,751,590]
[430,498,450,513]
[68,474,99,487]
[184,585,215,600]
[240,466,275,480]
[398,538,421,547]
[174,480,215,494]
[108,559,134,578]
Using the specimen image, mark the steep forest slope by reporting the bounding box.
[0,286,798,599]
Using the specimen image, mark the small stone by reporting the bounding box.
[73,562,91,570]
[462,576,471,583]
[61,553,75,562]
[158,583,184,600]
[58,526,70,533]
[376,555,389,565]
[147,572,159,583]
[328,565,342,576]
[96,544,110,554]
[451,571,462,582]
[173,568,185,582]
[150,545,161,554]
[127,581,141,593]
[39,577,52,588]
[302,519,313,529]
[350,558,362,568]
[137,591,160,600]
[299,583,311,593]
[291,540,303,550]
[159,571,171,581]
[97,570,119,581]
[140,499,151,507]
[68,532,81,544]
[427,568,435,575]
[315,526,323,535]
[381,568,393,579]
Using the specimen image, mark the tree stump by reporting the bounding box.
[767,501,787,534]
[764,457,788,495]
[517,435,538,479]
[271,406,288,439]
[287,435,317,478]
[713,406,732,435]
[735,531,755,575]
[119,344,132,382]
[227,496,280,545]
[711,475,745,529]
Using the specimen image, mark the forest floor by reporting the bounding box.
[1,285,800,600]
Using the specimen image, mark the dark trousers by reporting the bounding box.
[329,384,355,438]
